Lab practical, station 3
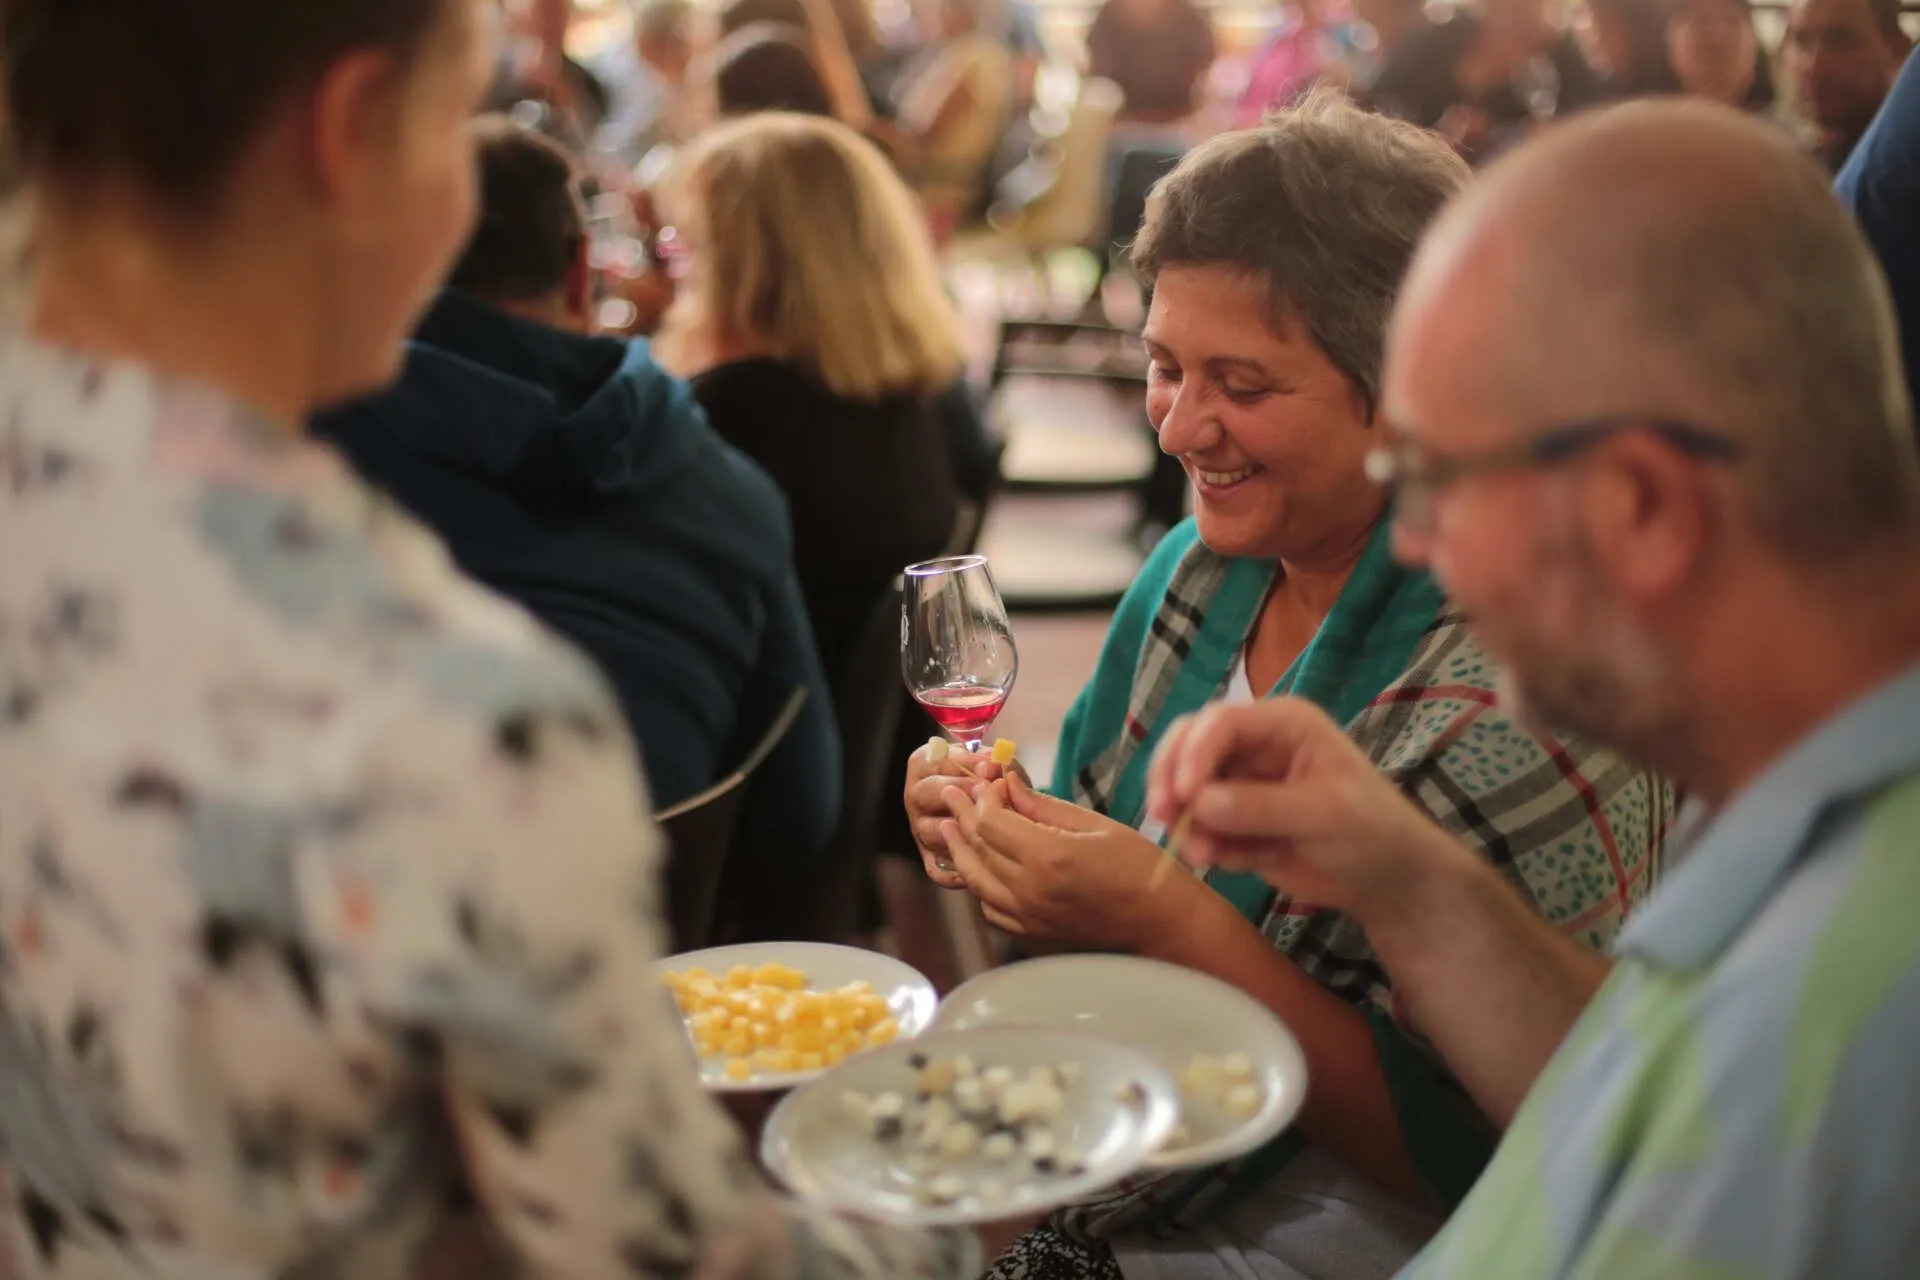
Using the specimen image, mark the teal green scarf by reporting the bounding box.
[1053,516,1443,885]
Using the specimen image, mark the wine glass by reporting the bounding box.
[902,555,1019,754]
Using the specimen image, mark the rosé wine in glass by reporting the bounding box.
[901,556,1018,753]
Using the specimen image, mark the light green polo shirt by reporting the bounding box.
[1403,666,1920,1278]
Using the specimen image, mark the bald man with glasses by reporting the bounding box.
[1149,101,1920,1279]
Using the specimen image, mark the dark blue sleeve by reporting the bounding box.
[1838,55,1920,410]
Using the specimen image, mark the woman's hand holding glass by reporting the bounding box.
[936,773,1207,953]
[903,745,1024,889]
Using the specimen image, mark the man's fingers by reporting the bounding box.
[1159,700,1348,806]
[1178,825,1294,873]
[1187,779,1329,841]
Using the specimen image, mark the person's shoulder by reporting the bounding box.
[1651,778,1920,1202]
[689,357,817,416]
[1360,615,1673,923]
[184,392,623,734]
[677,415,797,559]
[3,344,634,788]
[1751,772,1920,1006]
[304,465,623,718]
[1837,59,1920,213]
[1371,617,1668,819]
[1356,616,1515,787]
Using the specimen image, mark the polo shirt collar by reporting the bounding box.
[1618,662,1920,970]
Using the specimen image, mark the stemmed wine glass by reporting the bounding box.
[902,555,1019,754]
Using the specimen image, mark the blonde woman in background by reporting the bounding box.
[657,112,988,681]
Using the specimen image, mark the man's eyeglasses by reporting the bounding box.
[1364,416,1742,534]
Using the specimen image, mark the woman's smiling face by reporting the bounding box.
[1143,263,1387,562]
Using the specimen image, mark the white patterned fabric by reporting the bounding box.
[0,334,972,1280]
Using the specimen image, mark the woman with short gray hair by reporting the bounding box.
[906,92,1675,1279]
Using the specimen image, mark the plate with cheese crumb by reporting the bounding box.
[659,942,939,1092]
[761,1026,1180,1227]
[932,954,1309,1170]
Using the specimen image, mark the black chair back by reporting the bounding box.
[801,580,910,941]
[659,686,808,951]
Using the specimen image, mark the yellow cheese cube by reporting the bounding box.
[666,962,890,1065]
[724,1059,754,1082]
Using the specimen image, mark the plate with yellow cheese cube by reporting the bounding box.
[659,942,939,1092]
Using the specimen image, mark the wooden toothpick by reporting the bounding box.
[1147,811,1193,890]
[926,736,980,780]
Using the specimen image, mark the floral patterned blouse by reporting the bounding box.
[0,335,971,1280]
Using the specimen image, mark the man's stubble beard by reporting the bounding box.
[1482,522,1695,774]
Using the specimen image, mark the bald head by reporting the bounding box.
[1391,100,1918,562]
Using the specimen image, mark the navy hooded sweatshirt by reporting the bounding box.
[314,290,841,861]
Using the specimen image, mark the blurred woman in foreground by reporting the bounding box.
[0,0,965,1274]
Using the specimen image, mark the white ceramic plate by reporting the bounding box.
[933,954,1309,1170]
[761,1026,1179,1228]
[657,942,938,1093]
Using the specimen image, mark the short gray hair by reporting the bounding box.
[1130,91,1469,414]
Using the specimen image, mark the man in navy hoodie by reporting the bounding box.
[315,118,841,871]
